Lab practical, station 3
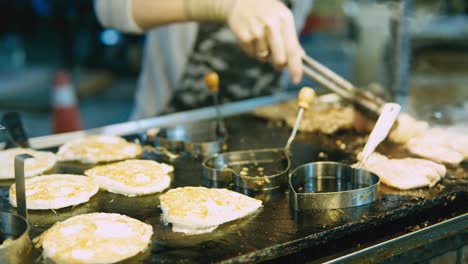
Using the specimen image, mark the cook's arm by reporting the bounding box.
[94,0,146,33]
[95,0,304,83]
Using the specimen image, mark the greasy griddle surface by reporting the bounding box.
[0,114,466,263]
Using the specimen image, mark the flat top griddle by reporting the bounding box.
[0,114,466,263]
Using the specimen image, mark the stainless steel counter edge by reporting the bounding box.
[325,213,468,263]
[29,92,296,149]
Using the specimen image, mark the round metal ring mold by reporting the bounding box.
[155,121,228,159]
[289,161,380,210]
[203,148,290,191]
[0,212,31,264]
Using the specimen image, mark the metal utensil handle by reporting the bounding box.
[302,55,386,118]
[358,103,401,167]
[303,55,355,92]
[14,154,33,220]
[284,87,315,149]
[285,108,304,150]
[205,71,227,137]
[213,93,227,136]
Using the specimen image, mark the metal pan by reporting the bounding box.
[203,148,290,191]
[289,161,380,210]
[151,121,228,159]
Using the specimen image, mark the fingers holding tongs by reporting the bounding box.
[302,55,387,119]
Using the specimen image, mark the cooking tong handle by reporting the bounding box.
[302,55,386,118]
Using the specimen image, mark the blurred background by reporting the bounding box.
[0,0,467,137]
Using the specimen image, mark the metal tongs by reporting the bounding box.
[302,55,387,119]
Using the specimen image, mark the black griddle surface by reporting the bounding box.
[0,114,466,263]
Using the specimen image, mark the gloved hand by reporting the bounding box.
[186,0,304,84]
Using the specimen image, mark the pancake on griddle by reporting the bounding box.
[254,94,354,134]
[160,186,262,235]
[406,127,468,165]
[0,148,56,180]
[388,113,429,144]
[38,213,153,264]
[361,153,446,190]
[57,135,142,164]
[85,159,172,197]
[9,174,99,210]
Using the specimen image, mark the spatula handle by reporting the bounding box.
[15,153,33,220]
[360,103,401,163]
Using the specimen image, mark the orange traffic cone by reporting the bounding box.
[52,71,82,134]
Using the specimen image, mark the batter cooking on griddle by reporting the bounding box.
[94,0,311,119]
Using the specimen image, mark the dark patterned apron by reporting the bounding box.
[168,1,292,113]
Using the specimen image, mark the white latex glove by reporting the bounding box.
[187,0,304,84]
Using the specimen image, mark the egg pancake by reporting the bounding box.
[40,213,153,264]
[160,186,262,235]
[9,174,99,210]
[361,153,446,190]
[388,113,428,144]
[0,148,56,180]
[57,135,142,164]
[85,159,172,197]
[406,128,468,165]
[255,94,354,134]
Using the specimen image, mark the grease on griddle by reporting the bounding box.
[230,162,284,178]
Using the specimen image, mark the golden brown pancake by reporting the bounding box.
[39,213,153,264]
[85,159,172,197]
[0,148,56,179]
[57,135,142,164]
[160,186,262,235]
[254,94,353,134]
[9,174,99,210]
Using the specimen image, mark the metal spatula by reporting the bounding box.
[14,154,33,220]
[356,103,401,168]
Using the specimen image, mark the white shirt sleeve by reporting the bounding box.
[130,23,199,120]
[94,0,143,34]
